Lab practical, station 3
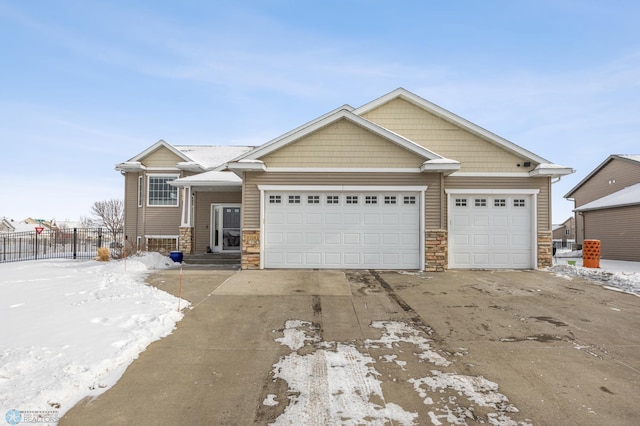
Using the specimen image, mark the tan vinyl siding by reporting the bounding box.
[259,118,424,168]
[193,191,242,253]
[242,172,441,230]
[444,176,552,231]
[361,98,535,173]
[572,158,640,243]
[142,146,184,168]
[572,159,640,206]
[583,206,640,262]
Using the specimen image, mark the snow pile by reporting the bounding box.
[550,260,640,296]
[0,253,186,422]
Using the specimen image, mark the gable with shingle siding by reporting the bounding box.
[360,98,533,173]
[258,118,425,168]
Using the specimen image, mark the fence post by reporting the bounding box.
[35,231,38,261]
[73,228,77,259]
[98,228,103,248]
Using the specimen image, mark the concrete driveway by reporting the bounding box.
[61,268,640,425]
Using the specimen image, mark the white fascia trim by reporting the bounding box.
[144,234,179,239]
[449,172,532,177]
[445,188,540,195]
[231,104,355,164]
[266,167,422,173]
[258,185,428,192]
[130,140,192,163]
[354,88,550,164]
[240,110,440,161]
[227,161,266,171]
[528,166,575,177]
[115,161,146,172]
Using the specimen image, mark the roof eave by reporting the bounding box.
[528,164,575,178]
[115,161,146,172]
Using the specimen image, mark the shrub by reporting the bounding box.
[96,247,110,261]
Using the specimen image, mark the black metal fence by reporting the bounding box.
[0,228,125,263]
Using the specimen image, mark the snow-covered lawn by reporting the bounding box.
[550,257,640,296]
[0,253,185,424]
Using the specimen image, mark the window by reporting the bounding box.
[494,199,506,207]
[365,195,378,204]
[148,175,179,206]
[384,196,397,204]
[403,196,416,204]
[565,229,570,236]
[326,195,339,204]
[288,195,301,204]
[145,236,178,253]
[474,198,487,207]
[513,199,526,207]
[269,195,282,204]
[455,198,467,207]
[307,195,320,204]
[137,176,143,208]
[346,195,358,204]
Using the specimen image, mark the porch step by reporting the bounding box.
[181,253,241,269]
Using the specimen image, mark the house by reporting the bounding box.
[0,217,49,233]
[552,217,576,249]
[564,155,640,262]
[116,88,573,271]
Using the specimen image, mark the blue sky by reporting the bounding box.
[1,0,639,224]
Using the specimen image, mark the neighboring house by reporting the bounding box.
[565,154,640,262]
[117,88,573,271]
[552,217,576,249]
[0,217,47,233]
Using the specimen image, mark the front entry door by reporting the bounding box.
[211,205,241,252]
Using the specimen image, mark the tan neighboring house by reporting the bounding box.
[565,154,640,262]
[117,88,573,271]
[552,216,576,249]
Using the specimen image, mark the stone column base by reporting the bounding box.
[242,229,260,270]
[426,229,448,272]
[178,227,193,254]
[537,231,553,269]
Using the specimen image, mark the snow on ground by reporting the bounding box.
[550,256,640,296]
[0,253,185,424]
[268,320,531,425]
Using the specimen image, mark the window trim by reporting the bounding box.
[146,174,179,207]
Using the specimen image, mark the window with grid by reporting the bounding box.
[384,196,397,204]
[365,195,378,204]
[494,198,506,207]
[288,195,301,204]
[269,195,282,204]
[326,195,339,205]
[474,198,487,207]
[513,199,526,207]
[307,195,320,204]
[145,237,178,254]
[455,198,467,207]
[148,175,179,206]
[346,195,358,204]
[403,196,416,205]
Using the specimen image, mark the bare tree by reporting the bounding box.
[90,199,124,242]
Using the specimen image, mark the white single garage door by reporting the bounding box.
[264,191,421,269]
[449,194,533,269]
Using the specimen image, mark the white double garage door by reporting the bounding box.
[262,188,536,270]
[263,189,422,269]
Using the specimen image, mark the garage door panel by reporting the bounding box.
[306,213,322,225]
[325,214,341,225]
[450,194,532,269]
[265,191,420,269]
[343,233,360,245]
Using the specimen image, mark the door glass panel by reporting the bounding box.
[222,207,241,250]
